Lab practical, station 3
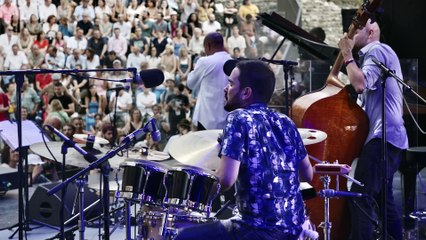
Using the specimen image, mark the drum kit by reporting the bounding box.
[28,127,331,239]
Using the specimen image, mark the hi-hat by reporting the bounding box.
[30,141,123,169]
[73,134,110,145]
[298,128,327,145]
[168,130,222,171]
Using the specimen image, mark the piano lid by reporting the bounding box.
[258,12,340,66]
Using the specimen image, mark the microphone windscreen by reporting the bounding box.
[140,69,165,88]
[223,59,239,76]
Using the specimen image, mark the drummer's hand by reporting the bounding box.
[338,33,354,60]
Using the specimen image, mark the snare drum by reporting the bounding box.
[120,159,168,205]
[165,165,220,212]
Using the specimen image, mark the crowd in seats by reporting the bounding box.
[0,0,279,153]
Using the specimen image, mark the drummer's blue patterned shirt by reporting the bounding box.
[220,103,307,235]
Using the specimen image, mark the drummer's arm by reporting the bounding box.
[299,155,313,182]
[215,155,240,192]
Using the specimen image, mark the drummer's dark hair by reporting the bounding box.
[236,60,275,104]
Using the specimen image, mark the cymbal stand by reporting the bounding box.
[319,175,332,240]
[76,175,88,240]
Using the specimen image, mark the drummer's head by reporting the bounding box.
[224,60,275,111]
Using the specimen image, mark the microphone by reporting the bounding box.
[107,85,130,91]
[125,68,165,88]
[319,189,366,198]
[44,125,97,162]
[371,57,395,75]
[259,57,298,66]
[120,118,161,144]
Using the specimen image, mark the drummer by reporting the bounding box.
[176,60,313,239]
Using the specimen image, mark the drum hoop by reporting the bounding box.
[169,167,218,180]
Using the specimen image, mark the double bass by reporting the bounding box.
[291,0,381,239]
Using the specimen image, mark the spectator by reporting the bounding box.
[145,0,158,21]
[56,0,73,20]
[127,46,147,72]
[88,28,108,59]
[183,12,201,39]
[28,45,45,69]
[188,27,204,56]
[0,0,19,25]
[227,25,246,57]
[73,0,95,22]
[38,0,57,23]
[17,27,34,55]
[82,84,104,132]
[46,99,70,126]
[146,46,161,69]
[58,17,74,38]
[101,50,119,68]
[113,13,132,40]
[202,13,221,34]
[111,0,127,23]
[138,10,155,39]
[198,0,213,24]
[52,31,67,53]
[49,81,75,116]
[0,26,19,56]
[159,45,177,80]
[121,107,144,136]
[71,64,90,100]
[85,48,100,74]
[66,48,87,69]
[238,0,259,23]
[104,85,132,128]
[127,0,144,22]
[180,0,198,24]
[33,32,49,54]
[0,89,10,121]
[136,87,157,116]
[129,27,149,55]
[223,0,238,38]
[35,64,52,92]
[27,14,42,36]
[108,27,128,61]
[158,0,171,21]
[151,29,169,56]
[163,118,191,153]
[19,0,39,26]
[166,83,189,135]
[3,44,28,86]
[160,79,175,107]
[172,28,188,56]
[43,15,59,41]
[62,123,76,140]
[107,59,130,90]
[71,116,86,134]
[152,12,168,38]
[10,14,21,34]
[45,46,66,69]
[231,46,242,58]
[95,0,112,21]
[176,47,191,84]
[40,73,61,112]
[11,79,40,120]
[167,10,182,39]
[76,13,95,38]
[66,28,88,54]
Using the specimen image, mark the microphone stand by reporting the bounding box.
[372,58,426,240]
[46,140,134,239]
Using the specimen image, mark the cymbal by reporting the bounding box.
[30,141,123,169]
[298,128,327,145]
[73,134,109,145]
[169,130,222,171]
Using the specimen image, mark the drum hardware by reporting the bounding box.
[315,161,364,240]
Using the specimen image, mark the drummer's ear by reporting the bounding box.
[241,87,252,100]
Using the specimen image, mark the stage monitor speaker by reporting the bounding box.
[29,182,100,227]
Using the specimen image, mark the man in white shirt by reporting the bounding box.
[105,86,132,127]
[3,44,29,85]
[126,46,147,72]
[187,32,230,130]
[66,28,88,54]
[227,25,246,57]
[112,14,132,40]
[188,27,204,56]
[108,28,128,61]
[136,87,157,116]
[202,13,221,35]
[19,0,38,25]
[45,46,66,69]
[65,48,87,69]
[38,0,57,22]
[0,26,19,56]
[73,0,95,22]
